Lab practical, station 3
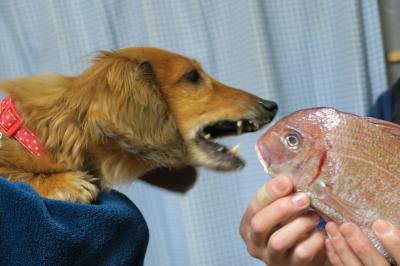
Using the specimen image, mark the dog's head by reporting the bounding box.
[83,47,277,171]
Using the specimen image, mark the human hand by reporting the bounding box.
[325,220,400,265]
[239,176,327,266]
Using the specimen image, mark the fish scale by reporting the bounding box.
[256,107,400,263]
[333,119,400,212]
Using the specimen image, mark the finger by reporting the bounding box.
[255,175,293,208]
[239,176,293,243]
[250,192,310,246]
[325,222,363,266]
[372,219,400,263]
[291,230,325,265]
[326,239,344,266]
[340,223,389,266]
[266,212,320,256]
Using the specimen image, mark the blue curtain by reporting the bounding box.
[0,1,387,265]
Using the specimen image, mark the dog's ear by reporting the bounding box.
[106,56,158,95]
[90,51,156,89]
[92,54,186,166]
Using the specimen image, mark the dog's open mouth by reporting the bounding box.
[194,119,268,170]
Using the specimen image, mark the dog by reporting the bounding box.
[0,47,277,203]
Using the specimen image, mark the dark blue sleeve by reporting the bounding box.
[368,90,392,120]
[0,177,148,266]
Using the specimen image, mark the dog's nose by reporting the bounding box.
[258,99,278,115]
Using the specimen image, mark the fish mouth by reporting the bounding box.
[194,118,272,171]
[255,144,270,174]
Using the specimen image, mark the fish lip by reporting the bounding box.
[255,145,270,174]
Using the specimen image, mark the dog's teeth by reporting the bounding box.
[237,120,243,134]
[228,144,240,155]
[253,121,259,130]
[204,133,211,139]
[217,146,225,152]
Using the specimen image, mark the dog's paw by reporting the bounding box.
[32,171,99,203]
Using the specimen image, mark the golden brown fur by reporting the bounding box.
[0,47,276,203]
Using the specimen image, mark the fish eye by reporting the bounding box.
[184,69,201,84]
[285,134,299,148]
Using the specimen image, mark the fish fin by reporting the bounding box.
[313,181,363,224]
[365,116,400,137]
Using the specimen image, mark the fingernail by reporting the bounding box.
[374,219,392,236]
[292,193,309,208]
[255,185,269,206]
[326,222,339,239]
[340,223,355,240]
[273,178,289,194]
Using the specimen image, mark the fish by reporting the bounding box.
[256,107,400,263]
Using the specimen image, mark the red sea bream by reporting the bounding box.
[256,107,400,262]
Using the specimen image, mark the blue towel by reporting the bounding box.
[0,177,148,266]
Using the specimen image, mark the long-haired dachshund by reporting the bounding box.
[0,47,277,203]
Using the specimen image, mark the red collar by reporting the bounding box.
[0,96,45,157]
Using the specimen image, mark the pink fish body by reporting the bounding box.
[256,107,400,262]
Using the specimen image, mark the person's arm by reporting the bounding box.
[240,176,327,265]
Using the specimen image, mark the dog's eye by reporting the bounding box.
[184,69,201,84]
